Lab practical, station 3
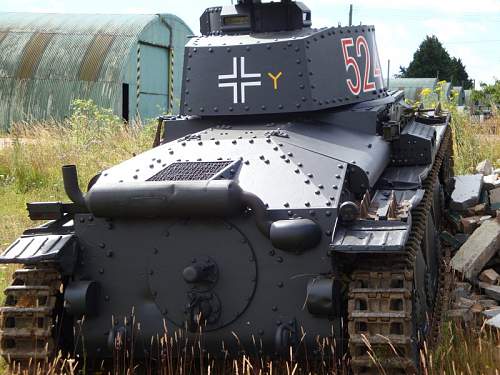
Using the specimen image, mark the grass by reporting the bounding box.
[0,101,499,374]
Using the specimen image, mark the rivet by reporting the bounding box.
[284,202,290,207]
[133,175,138,179]
[99,268,104,274]
[298,163,303,167]
[294,169,300,173]
[336,174,341,179]
[287,210,293,216]
[330,196,335,201]
[153,248,159,254]
[338,164,344,169]
[269,249,275,256]
[318,184,324,189]
[106,251,114,257]
[315,190,320,195]
[305,202,311,207]
[232,140,237,144]
[368,143,372,148]
[326,211,332,217]
[307,173,313,178]
[277,281,284,287]
[333,185,338,189]
[309,210,315,216]
[265,160,270,164]
[105,295,110,301]
[99,243,105,249]
[272,306,278,312]
[304,179,310,184]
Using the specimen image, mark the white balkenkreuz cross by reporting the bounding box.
[218,57,261,104]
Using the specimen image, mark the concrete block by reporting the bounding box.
[485,313,500,329]
[479,282,500,301]
[452,297,475,309]
[490,188,500,210]
[468,203,487,216]
[470,303,484,314]
[483,174,500,190]
[479,268,500,285]
[451,219,500,280]
[451,282,472,299]
[460,216,482,234]
[476,159,493,175]
[478,299,498,308]
[483,307,500,319]
[447,308,473,322]
[450,175,483,212]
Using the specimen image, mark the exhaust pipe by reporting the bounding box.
[62,165,87,209]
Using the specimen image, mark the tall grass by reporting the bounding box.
[451,111,500,174]
[0,100,499,374]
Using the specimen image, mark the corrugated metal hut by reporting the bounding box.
[464,89,473,107]
[388,77,437,102]
[440,82,452,101]
[0,12,192,131]
[452,86,465,106]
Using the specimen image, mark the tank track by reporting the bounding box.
[348,126,453,374]
[0,264,62,366]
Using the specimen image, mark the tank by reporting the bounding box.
[0,1,454,373]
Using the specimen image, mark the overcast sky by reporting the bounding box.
[3,0,499,87]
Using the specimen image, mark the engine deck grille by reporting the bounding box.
[147,161,233,181]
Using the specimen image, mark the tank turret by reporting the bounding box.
[182,0,386,117]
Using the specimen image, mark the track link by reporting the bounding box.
[348,127,453,374]
[0,265,62,365]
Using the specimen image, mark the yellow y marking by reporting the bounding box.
[267,71,283,90]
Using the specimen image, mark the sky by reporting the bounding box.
[2,0,499,87]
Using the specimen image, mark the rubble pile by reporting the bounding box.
[446,160,500,328]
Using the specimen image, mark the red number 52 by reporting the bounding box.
[341,36,376,95]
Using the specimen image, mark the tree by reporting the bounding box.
[471,80,500,106]
[450,57,472,89]
[399,35,472,89]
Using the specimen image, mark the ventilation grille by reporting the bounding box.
[147,161,233,181]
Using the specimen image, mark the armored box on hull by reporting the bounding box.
[0,1,453,373]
